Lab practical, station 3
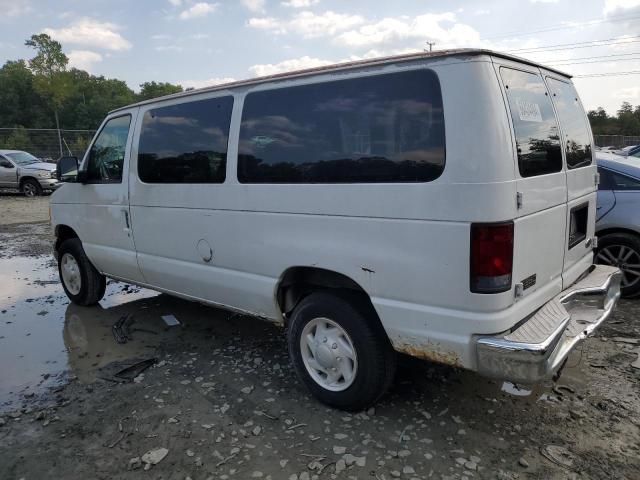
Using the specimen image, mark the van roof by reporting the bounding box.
[110,48,571,114]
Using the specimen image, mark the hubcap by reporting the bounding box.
[24,183,36,197]
[300,317,358,392]
[61,253,82,295]
[596,245,640,289]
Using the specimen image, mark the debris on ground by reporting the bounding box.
[141,447,169,468]
[161,314,181,327]
[540,445,577,469]
[113,359,158,382]
[112,314,134,344]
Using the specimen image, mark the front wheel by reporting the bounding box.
[595,232,640,298]
[22,179,42,197]
[287,291,396,411]
[58,238,106,306]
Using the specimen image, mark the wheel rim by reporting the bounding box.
[23,183,37,197]
[61,253,82,295]
[300,317,358,392]
[596,245,640,289]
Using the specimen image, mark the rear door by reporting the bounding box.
[545,76,597,286]
[495,62,567,299]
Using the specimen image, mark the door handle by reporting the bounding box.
[122,209,131,231]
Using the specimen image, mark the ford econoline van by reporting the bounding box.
[51,49,622,410]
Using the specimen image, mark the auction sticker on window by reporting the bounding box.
[515,98,542,123]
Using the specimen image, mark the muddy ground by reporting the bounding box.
[0,196,639,480]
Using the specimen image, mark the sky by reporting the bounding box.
[1,0,639,114]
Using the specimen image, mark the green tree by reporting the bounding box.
[137,81,183,101]
[25,33,73,155]
[3,126,31,150]
[0,60,49,128]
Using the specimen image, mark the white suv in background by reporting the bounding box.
[50,49,621,410]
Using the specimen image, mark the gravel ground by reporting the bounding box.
[0,219,638,480]
[0,194,50,225]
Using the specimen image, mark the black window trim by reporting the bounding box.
[136,95,234,185]
[83,113,132,185]
[237,67,447,185]
[599,166,640,191]
[545,74,593,171]
[499,65,563,179]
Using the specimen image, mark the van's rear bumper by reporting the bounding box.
[475,264,622,384]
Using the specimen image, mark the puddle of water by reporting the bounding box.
[0,255,160,411]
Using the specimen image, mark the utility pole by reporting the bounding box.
[426,41,436,52]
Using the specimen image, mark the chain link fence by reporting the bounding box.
[594,135,640,148]
[0,128,96,162]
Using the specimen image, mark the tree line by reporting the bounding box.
[587,102,640,137]
[1,34,639,138]
[0,34,184,132]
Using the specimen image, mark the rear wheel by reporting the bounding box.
[595,232,640,298]
[58,238,106,306]
[22,179,42,197]
[287,291,396,411]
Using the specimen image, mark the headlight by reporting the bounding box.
[38,171,49,178]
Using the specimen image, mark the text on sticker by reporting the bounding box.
[516,98,542,123]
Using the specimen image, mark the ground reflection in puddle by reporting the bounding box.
[0,255,158,411]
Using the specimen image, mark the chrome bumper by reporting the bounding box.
[476,265,622,384]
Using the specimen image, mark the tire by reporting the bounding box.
[22,179,42,197]
[287,291,396,411]
[58,238,106,306]
[595,232,640,298]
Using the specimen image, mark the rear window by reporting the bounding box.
[238,69,445,183]
[138,96,233,184]
[501,68,562,178]
[547,78,592,169]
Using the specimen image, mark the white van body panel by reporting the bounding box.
[50,50,603,372]
[51,109,145,284]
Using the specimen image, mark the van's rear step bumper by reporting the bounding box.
[476,265,622,384]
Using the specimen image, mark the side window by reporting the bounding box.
[86,115,131,183]
[238,69,446,183]
[500,68,562,178]
[138,96,233,184]
[547,78,592,169]
[605,168,640,191]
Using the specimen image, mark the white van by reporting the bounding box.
[51,49,622,410]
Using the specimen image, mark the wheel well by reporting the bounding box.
[276,266,381,324]
[596,227,640,241]
[19,176,38,188]
[54,225,79,259]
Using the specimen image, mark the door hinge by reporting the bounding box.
[516,192,523,209]
[594,172,600,187]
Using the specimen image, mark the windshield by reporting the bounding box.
[6,151,39,165]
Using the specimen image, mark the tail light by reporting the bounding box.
[470,222,514,294]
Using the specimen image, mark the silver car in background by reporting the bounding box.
[0,149,60,196]
[596,151,640,297]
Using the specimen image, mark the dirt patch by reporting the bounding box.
[0,222,638,480]
[0,195,50,226]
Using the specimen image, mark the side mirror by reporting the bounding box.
[57,156,79,182]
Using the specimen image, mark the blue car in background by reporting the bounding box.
[613,144,640,158]
[596,151,640,297]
